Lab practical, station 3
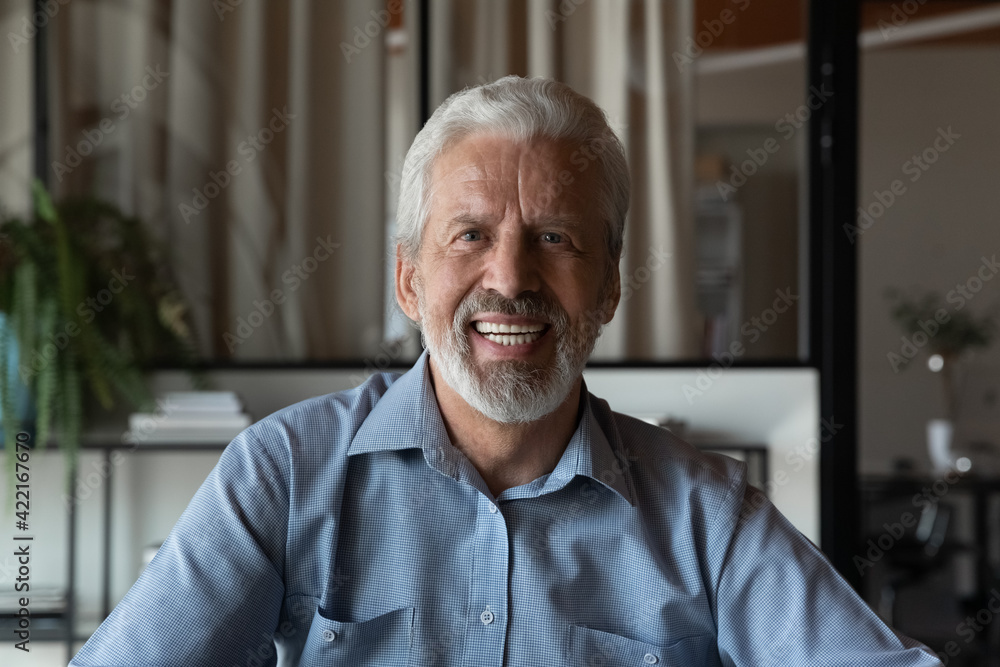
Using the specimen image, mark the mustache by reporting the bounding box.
[452,291,569,335]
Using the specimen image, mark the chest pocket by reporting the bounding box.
[298,605,415,666]
[566,624,719,667]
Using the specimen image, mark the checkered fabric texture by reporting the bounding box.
[71,351,942,666]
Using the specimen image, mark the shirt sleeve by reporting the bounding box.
[711,484,944,667]
[70,426,291,667]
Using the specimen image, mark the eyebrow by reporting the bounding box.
[443,213,491,230]
[442,213,586,230]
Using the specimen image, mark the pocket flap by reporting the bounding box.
[567,624,717,667]
[300,606,415,666]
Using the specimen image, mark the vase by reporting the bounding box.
[926,418,954,474]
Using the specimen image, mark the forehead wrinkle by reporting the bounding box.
[514,138,596,216]
[431,135,602,235]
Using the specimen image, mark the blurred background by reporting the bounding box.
[1,0,999,664]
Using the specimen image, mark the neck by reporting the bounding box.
[428,356,583,498]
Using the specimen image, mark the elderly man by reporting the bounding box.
[72,76,941,666]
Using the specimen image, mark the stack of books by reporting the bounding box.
[126,391,252,444]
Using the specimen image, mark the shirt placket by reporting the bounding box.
[463,492,510,667]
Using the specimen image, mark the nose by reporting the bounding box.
[480,229,541,299]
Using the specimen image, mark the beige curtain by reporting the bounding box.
[0,0,34,215]
[15,0,699,361]
[430,0,702,359]
[45,0,389,361]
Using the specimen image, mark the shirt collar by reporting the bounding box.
[348,350,633,505]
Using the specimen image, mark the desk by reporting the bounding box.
[63,441,227,664]
[861,474,1000,663]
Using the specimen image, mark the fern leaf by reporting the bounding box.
[59,346,82,494]
[33,297,59,449]
[13,261,37,386]
[31,179,58,224]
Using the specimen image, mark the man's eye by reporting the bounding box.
[542,232,563,244]
[460,230,482,242]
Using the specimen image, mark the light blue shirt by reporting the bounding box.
[71,351,941,666]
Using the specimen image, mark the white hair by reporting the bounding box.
[394,75,630,264]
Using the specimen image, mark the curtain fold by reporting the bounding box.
[0,0,34,214]
[43,0,387,361]
[22,0,699,361]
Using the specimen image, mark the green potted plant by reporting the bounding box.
[886,287,996,472]
[0,181,200,499]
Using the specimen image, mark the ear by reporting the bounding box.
[395,244,422,322]
[600,260,621,324]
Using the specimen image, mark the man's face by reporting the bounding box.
[397,133,621,423]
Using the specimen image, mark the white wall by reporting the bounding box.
[583,366,820,538]
[858,47,1000,473]
[698,43,1000,474]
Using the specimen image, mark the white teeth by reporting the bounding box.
[473,321,545,335]
[472,321,546,345]
[478,331,542,345]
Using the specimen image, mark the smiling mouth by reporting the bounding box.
[472,321,548,346]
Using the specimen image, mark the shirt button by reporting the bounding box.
[322,629,337,642]
[488,502,498,513]
[643,653,658,664]
[480,607,494,625]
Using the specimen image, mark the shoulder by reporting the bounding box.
[224,370,404,469]
[589,393,747,522]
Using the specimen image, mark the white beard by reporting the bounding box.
[416,281,607,424]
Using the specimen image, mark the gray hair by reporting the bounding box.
[394,75,630,264]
